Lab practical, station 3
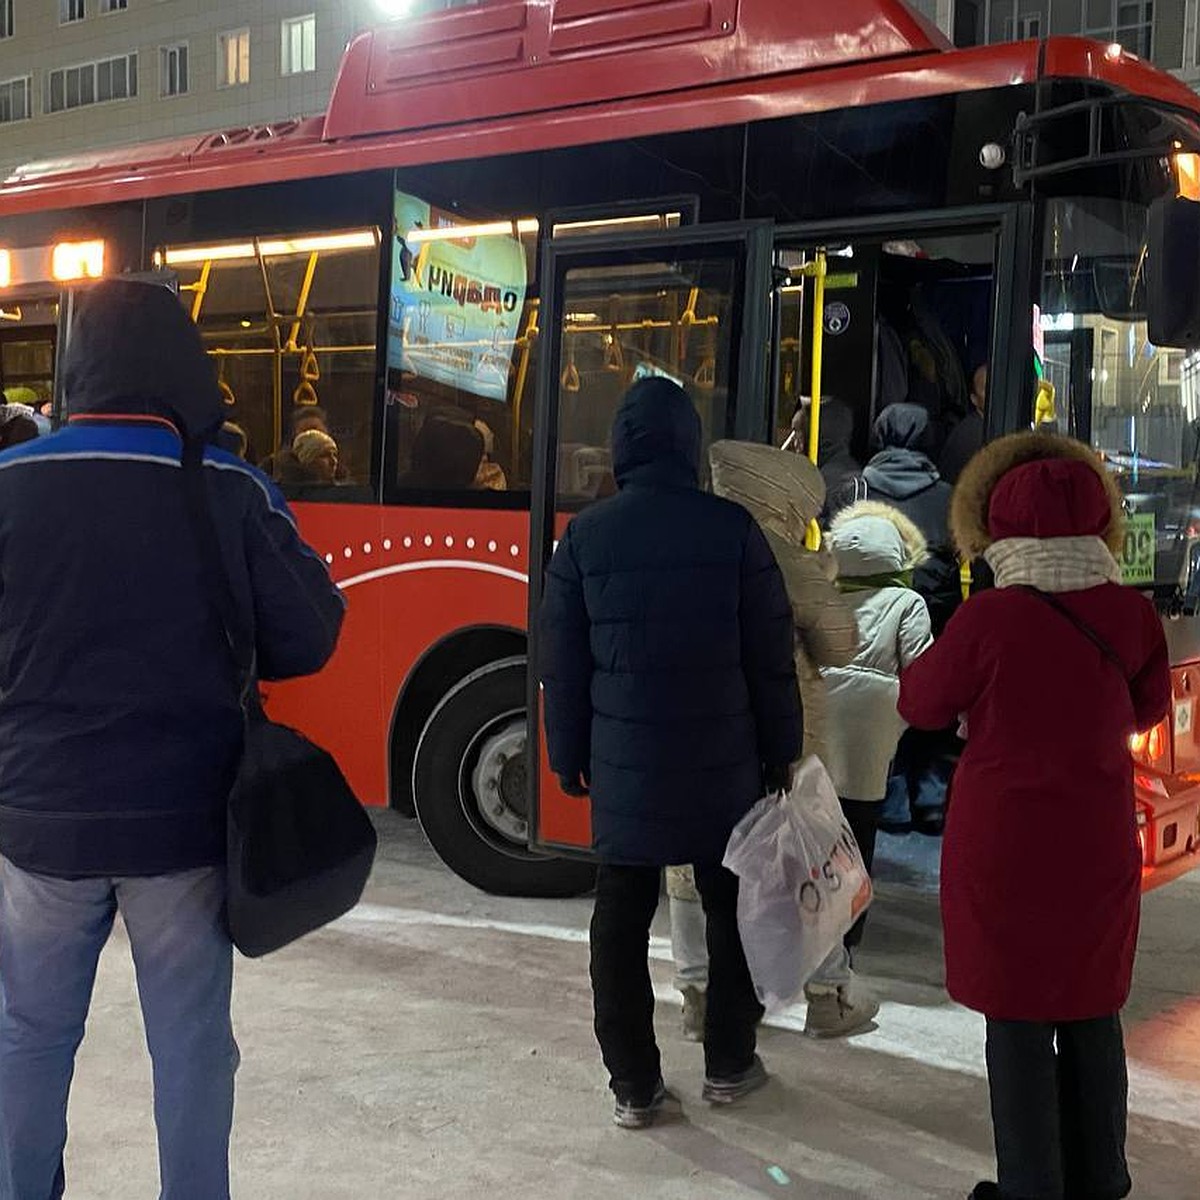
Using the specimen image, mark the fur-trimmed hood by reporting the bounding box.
[829,499,929,578]
[709,439,825,541]
[951,432,1125,559]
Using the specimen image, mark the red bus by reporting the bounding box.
[2,0,1200,895]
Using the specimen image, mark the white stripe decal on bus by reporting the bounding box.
[337,558,529,591]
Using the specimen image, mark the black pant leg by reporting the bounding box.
[589,863,662,1102]
[839,798,878,950]
[1056,1015,1131,1200]
[692,862,764,1079]
[985,1018,1065,1200]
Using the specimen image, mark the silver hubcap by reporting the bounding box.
[470,719,528,843]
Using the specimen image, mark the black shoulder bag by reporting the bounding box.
[182,439,377,958]
[1018,585,1131,684]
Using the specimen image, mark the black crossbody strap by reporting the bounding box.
[1018,585,1130,681]
[181,438,256,697]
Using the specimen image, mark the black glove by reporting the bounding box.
[763,763,791,795]
[559,772,589,798]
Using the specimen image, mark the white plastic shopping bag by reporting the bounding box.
[723,756,872,1012]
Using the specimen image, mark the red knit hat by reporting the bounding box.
[987,457,1113,542]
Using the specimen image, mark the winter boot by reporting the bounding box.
[680,985,706,1042]
[803,982,880,1039]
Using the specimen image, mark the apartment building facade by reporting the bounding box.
[0,0,465,178]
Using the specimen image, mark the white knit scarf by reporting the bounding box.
[984,536,1122,592]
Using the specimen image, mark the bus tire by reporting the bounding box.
[412,658,595,898]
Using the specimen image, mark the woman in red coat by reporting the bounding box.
[898,433,1170,1200]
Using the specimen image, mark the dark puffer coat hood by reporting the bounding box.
[64,278,223,440]
[871,403,935,454]
[612,377,701,489]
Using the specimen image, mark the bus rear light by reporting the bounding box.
[52,240,105,282]
[1131,719,1169,766]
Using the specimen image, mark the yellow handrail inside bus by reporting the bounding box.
[802,250,828,550]
[286,252,320,352]
[512,299,539,467]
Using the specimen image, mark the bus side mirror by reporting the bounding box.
[1148,194,1200,347]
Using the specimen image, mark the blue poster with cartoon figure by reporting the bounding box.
[388,188,529,404]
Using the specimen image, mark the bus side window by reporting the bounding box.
[162,229,381,502]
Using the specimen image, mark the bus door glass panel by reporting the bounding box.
[529,223,771,855]
[1042,197,1197,605]
[774,229,998,485]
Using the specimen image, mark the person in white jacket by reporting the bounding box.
[805,500,934,1038]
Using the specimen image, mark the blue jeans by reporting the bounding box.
[0,859,239,1200]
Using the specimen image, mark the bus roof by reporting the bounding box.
[1,0,1197,215]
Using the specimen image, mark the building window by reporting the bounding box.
[1084,0,1153,58]
[219,28,251,87]
[100,0,128,10]
[59,0,85,23]
[281,15,317,76]
[160,44,188,97]
[0,0,13,40]
[0,76,31,124]
[46,53,138,114]
[1004,12,1041,38]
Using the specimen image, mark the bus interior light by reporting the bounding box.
[52,240,105,282]
[163,243,256,265]
[163,230,378,266]
[0,250,10,289]
[1175,152,1200,201]
[258,231,378,256]
[551,212,682,236]
[405,219,539,245]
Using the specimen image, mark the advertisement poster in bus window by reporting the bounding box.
[388,189,528,404]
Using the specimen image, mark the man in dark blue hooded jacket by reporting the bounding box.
[0,279,344,1200]
[539,377,800,1129]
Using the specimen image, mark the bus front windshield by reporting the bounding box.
[1041,195,1199,601]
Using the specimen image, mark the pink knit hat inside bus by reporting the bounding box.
[987,457,1112,542]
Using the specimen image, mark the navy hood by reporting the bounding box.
[871,403,934,454]
[64,279,223,440]
[612,377,701,489]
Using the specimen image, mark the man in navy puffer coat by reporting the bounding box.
[539,377,800,1128]
[0,279,344,1200]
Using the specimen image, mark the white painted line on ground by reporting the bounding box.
[337,903,1200,1130]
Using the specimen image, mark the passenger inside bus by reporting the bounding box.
[287,430,341,486]
[260,406,334,480]
[398,409,486,491]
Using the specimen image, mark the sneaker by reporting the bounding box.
[702,1054,769,1105]
[878,818,913,835]
[968,1185,1001,1200]
[680,985,706,1043]
[613,1079,670,1130]
[803,984,880,1039]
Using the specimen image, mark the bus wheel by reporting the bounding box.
[412,658,595,898]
